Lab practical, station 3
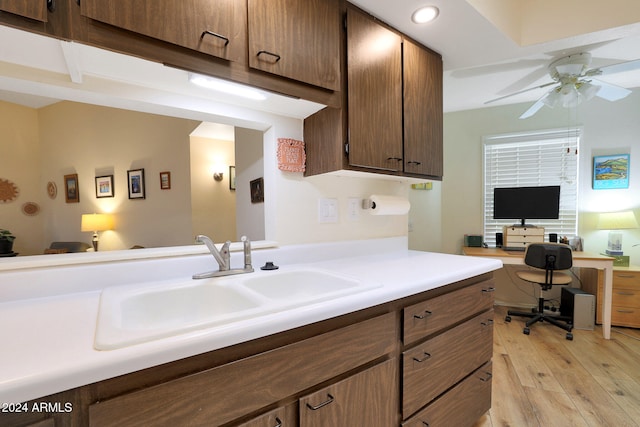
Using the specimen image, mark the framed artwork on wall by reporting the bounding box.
[250,177,264,204]
[593,154,630,190]
[229,166,236,191]
[160,171,171,190]
[95,175,114,198]
[64,173,79,203]
[127,169,146,199]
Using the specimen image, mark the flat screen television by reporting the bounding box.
[493,185,561,226]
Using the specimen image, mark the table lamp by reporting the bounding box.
[597,210,638,256]
[81,213,114,251]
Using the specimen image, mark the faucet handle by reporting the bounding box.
[241,236,252,269]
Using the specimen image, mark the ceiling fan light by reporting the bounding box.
[411,6,439,24]
[578,82,600,101]
[561,87,580,108]
[542,89,560,108]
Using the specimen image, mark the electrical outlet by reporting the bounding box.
[318,198,338,223]
[347,198,360,221]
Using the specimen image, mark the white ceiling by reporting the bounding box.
[1,1,640,120]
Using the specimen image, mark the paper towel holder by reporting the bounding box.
[362,199,376,210]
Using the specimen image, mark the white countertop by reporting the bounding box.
[0,238,502,404]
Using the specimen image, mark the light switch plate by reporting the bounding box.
[347,198,360,221]
[318,198,338,223]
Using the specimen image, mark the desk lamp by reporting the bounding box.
[81,213,114,251]
[597,211,638,256]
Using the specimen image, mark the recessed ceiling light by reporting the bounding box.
[411,6,439,24]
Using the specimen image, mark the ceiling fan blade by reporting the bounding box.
[519,93,551,119]
[485,81,556,105]
[591,78,632,101]
[588,58,640,76]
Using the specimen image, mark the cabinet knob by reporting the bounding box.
[200,30,230,46]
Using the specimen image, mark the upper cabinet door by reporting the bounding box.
[80,0,247,63]
[247,0,341,91]
[403,39,443,178]
[0,0,48,22]
[346,8,403,171]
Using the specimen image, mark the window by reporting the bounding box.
[483,128,579,246]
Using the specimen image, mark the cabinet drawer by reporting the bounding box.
[89,313,397,427]
[403,280,494,344]
[402,311,493,418]
[613,271,640,289]
[299,359,398,427]
[612,288,640,308]
[504,226,544,236]
[611,307,640,328]
[402,361,492,427]
[236,403,296,427]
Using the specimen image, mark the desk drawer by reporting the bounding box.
[611,307,640,328]
[613,271,640,289]
[612,288,640,308]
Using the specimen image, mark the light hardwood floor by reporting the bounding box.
[472,305,640,427]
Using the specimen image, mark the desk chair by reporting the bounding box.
[505,243,574,340]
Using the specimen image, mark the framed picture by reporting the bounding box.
[95,175,114,198]
[160,171,171,190]
[250,177,264,204]
[593,154,630,190]
[64,173,79,203]
[127,168,146,199]
[229,166,236,191]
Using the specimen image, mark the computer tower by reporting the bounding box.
[560,287,595,330]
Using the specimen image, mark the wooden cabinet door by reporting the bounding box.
[299,359,398,427]
[347,8,403,171]
[81,0,247,63]
[403,38,443,178]
[236,404,296,427]
[247,0,340,91]
[0,0,47,22]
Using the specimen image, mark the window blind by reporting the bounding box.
[483,128,580,246]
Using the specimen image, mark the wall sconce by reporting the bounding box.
[597,210,638,256]
[81,213,114,251]
[212,164,225,182]
[213,171,224,181]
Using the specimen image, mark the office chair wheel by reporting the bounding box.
[566,332,573,341]
[505,316,511,322]
[523,327,530,335]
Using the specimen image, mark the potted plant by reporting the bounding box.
[0,229,16,254]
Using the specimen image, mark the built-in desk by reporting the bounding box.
[462,246,615,339]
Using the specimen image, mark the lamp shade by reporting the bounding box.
[81,213,114,232]
[597,211,639,230]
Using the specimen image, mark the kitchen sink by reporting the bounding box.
[94,268,380,350]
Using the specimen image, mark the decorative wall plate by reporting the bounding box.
[47,181,57,199]
[0,178,19,203]
[277,138,306,172]
[22,201,40,216]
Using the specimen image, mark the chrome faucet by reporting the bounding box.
[193,235,254,279]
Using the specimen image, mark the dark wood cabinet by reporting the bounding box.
[80,0,247,63]
[346,7,403,171]
[299,359,398,426]
[247,0,341,91]
[304,6,443,179]
[0,0,48,22]
[403,38,443,178]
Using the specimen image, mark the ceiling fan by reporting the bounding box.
[485,52,640,119]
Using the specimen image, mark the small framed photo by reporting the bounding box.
[160,171,171,190]
[250,177,264,204]
[229,166,236,191]
[95,175,114,198]
[127,168,146,199]
[593,154,630,190]
[64,173,79,203]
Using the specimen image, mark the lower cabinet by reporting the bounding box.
[1,273,494,427]
[299,359,398,426]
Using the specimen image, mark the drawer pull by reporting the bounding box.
[616,309,635,314]
[306,394,334,410]
[413,352,432,363]
[200,30,230,46]
[257,50,281,63]
[616,291,636,296]
[422,422,430,427]
[413,310,433,319]
[482,287,496,293]
[479,372,493,382]
[407,160,422,165]
[274,417,282,427]
[616,274,636,279]
[481,319,494,327]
